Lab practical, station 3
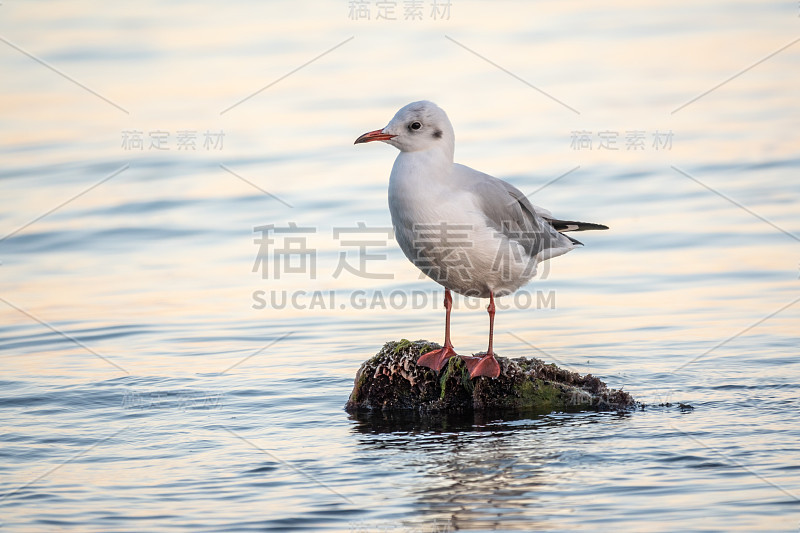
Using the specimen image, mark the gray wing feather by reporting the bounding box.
[457,164,571,258]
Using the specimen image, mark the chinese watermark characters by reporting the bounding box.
[253,223,396,281]
[569,130,673,151]
[121,130,225,151]
[253,222,552,282]
[121,388,225,410]
[347,0,452,21]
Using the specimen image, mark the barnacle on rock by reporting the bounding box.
[345,340,636,414]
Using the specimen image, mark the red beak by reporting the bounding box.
[354,129,395,144]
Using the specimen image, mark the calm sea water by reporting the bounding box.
[1,1,799,531]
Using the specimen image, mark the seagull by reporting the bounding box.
[355,101,607,378]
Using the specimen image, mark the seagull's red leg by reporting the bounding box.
[461,291,501,378]
[417,289,459,371]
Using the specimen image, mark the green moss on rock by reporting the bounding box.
[345,340,635,414]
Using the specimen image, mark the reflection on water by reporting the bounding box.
[351,411,640,531]
[351,412,553,530]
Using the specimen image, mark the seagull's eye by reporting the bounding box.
[409,121,422,131]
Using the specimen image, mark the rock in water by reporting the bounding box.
[345,340,635,413]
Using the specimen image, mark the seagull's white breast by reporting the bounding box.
[388,151,540,298]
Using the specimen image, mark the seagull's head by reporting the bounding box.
[355,100,454,155]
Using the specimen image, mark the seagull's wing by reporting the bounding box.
[539,217,609,233]
[534,213,608,245]
[455,164,572,258]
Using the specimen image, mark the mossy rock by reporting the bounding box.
[345,339,635,414]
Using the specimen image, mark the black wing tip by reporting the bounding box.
[572,222,608,231]
[551,221,609,232]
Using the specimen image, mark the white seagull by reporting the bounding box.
[355,101,607,378]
